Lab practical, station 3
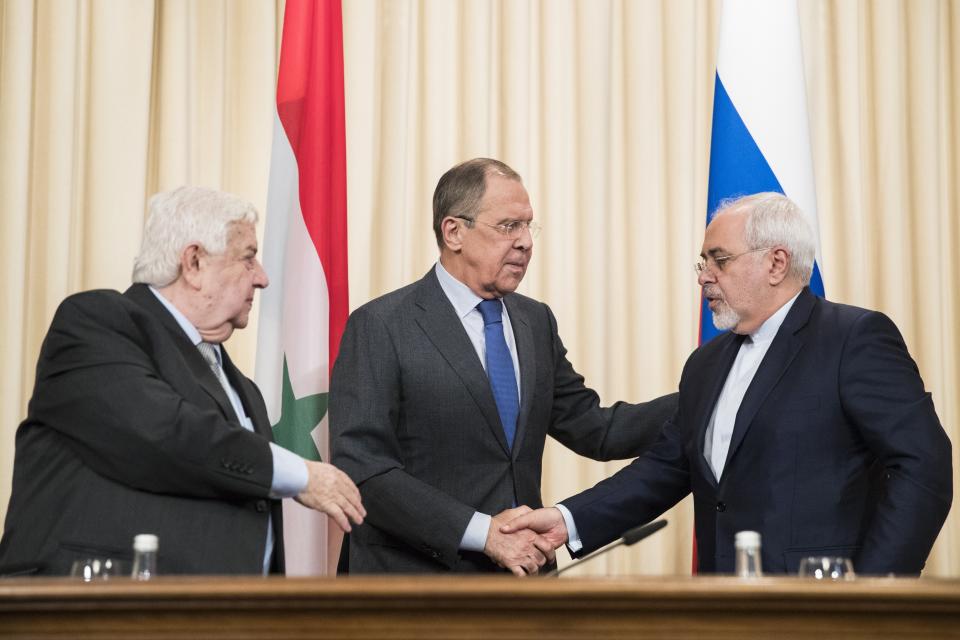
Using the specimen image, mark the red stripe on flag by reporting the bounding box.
[275,0,349,374]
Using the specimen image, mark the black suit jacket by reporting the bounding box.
[564,288,952,574]
[330,268,678,573]
[0,284,284,575]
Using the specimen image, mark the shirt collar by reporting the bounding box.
[148,285,204,347]
[749,290,802,344]
[435,261,486,320]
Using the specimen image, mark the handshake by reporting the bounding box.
[484,506,571,576]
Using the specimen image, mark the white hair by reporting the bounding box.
[711,192,816,285]
[132,186,258,287]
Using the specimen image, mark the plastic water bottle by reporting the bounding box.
[131,534,158,580]
[734,530,762,577]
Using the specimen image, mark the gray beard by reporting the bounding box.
[711,300,740,331]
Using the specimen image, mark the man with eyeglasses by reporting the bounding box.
[503,192,952,576]
[330,158,678,575]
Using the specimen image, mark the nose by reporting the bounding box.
[514,226,533,250]
[697,265,715,287]
[254,259,270,288]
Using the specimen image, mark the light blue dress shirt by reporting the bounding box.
[434,262,521,553]
[149,287,307,574]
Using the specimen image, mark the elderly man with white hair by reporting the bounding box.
[503,192,952,576]
[0,186,364,576]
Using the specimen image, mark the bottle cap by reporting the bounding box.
[133,534,159,552]
[734,530,760,548]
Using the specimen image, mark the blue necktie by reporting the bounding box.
[477,299,519,450]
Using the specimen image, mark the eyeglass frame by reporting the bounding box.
[694,247,776,276]
[454,215,541,239]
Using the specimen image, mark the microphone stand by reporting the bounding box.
[547,519,668,578]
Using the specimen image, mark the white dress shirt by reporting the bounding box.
[434,262,522,553]
[702,291,799,480]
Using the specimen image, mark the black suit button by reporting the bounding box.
[716,501,726,512]
[255,500,268,512]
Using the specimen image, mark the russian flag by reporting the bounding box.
[701,0,825,345]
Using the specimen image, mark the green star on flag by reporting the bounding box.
[272,356,325,462]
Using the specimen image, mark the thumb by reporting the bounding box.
[499,513,530,534]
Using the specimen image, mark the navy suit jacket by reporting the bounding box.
[564,288,952,574]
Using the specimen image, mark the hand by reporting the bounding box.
[484,506,556,577]
[295,461,366,532]
[500,506,569,550]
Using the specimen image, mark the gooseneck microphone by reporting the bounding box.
[547,519,668,577]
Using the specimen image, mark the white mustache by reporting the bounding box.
[703,286,723,301]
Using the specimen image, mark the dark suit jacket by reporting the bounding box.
[564,287,952,575]
[0,284,284,575]
[330,268,678,573]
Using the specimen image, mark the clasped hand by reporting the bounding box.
[485,505,568,576]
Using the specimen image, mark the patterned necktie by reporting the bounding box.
[477,299,519,450]
[197,342,236,411]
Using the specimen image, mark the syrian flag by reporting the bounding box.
[255,0,348,576]
[701,0,825,345]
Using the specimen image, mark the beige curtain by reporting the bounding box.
[1,0,956,577]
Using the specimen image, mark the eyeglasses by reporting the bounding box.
[694,247,774,275]
[456,216,541,239]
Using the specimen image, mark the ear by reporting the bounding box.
[179,243,205,289]
[767,247,790,285]
[441,216,464,252]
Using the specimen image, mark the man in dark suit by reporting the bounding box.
[0,186,364,576]
[330,158,677,575]
[503,192,953,575]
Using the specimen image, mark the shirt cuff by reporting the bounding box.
[269,443,309,499]
[459,512,492,552]
[555,503,583,553]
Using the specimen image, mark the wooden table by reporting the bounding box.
[1,575,958,639]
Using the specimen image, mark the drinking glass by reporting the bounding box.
[69,557,128,581]
[798,556,855,580]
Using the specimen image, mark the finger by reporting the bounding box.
[339,485,366,518]
[339,499,365,526]
[532,535,556,556]
[531,547,546,566]
[499,514,531,533]
[523,558,539,575]
[324,503,352,533]
[510,564,526,577]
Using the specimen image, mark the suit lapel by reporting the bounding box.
[221,349,273,440]
[722,288,816,472]
[413,271,511,455]
[124,284,244,425]
[504,295,534,461]
[694,332,746,486]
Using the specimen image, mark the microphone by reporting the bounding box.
[546,519,668,577]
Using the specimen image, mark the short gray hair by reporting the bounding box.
[132,186,258,287]
[711,192,816,285]
[432,158,522,248]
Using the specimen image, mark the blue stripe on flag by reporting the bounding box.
[706,75,784,218]
[700,74,823,344]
